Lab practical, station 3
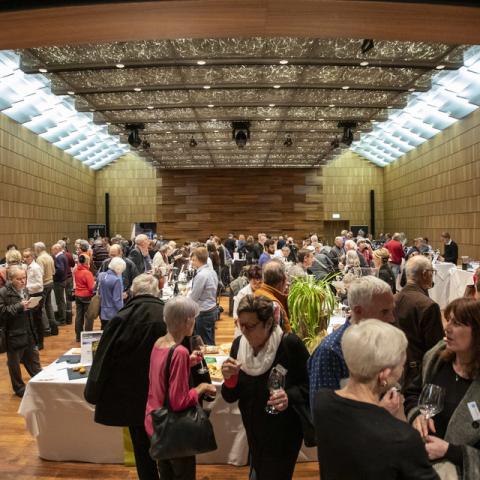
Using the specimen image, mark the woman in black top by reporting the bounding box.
[313,319,437,480]
[221,294,310,480]
[373,247,396,293]
[404,298,480,480]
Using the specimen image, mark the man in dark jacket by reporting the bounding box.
[128,234,152,274]
[440,231,459,265]
[51,243,68,325]
[85,273,166,480]
[0,266,42,397]
[99,244,138,298]
[394,255,444,390]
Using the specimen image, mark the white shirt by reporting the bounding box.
[233,283,253,320]
[26,260,44,294]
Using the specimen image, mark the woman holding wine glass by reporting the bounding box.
[145,296,216,480]
[404,297,480,479]
[221,294,310,480]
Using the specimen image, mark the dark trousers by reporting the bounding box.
[75,296,92,342]
[65,276,73,324]
[157,456,195,480]
[29,292,44,347]
[6,343,42,395]
[251,447,300,480]
[53,280,66,324]
[128,426,160,480]
[194,308,217,345]
[42,283,55,332]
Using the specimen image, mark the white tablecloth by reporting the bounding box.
[429,263,474,310]
[18,350,316,465]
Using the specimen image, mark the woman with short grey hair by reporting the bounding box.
[313,319,438,480]
[145,296,215,479]
[131,273,159,298]
[97,256,126,329]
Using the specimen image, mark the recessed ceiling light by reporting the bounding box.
[203,85,211,89]
[197,60,206,65]
[273,85,281,89]
[214,129,219,133]
[436,65,445,70]
[207,104,214,108]
[211,118,216,121]
[39,68,48,73]
[387,105,393,109]
[115,63,125,69]
[166,131,171,134]
[261,138,265,142]
[318,118,324,121]
[147,105,154,110]
[106,122,111,125]
[172,140,178,143]
[89,108,95,112]
[342,86,350,90]
[262,129,267,132]
[408,87,416,92]
[329,104,335,108]
[269,103,276,107]
[265,118,271,121]
[303,138,308,142]
[310,129,316,133]
[134,87,142,92]
[360,61,369,67]
[215,139,220,142]
[279,60,289,65]
[67,91,75,95]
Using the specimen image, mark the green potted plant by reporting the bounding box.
[287,275,336,352]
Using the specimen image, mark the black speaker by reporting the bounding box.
[105,193,110,237]
[370,190,375,237]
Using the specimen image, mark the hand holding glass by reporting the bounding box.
[266,367,286,415]
[190,335,208,374]
[418,384,445,420]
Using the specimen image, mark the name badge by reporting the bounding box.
[467,401,480,422]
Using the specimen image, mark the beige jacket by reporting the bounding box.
[36,251,55,285]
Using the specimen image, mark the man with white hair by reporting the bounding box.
[345,238,368,268]
[128,234,152,275]
[99,244,138,298]
[394,255,444,389]
[308,275,395,405]
[328,236,345,270]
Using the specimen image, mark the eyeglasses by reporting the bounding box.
[239,322,261,332]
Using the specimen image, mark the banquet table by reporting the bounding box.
[429,263,475,310]
[18,350,316,465]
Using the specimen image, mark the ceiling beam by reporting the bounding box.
[1,1,480,49]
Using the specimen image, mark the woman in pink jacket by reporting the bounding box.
[145,296,215,480]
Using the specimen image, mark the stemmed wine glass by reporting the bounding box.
[190,335,208,374]
[418,384,445,421]
[265,367,286,415]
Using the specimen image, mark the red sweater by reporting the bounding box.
[74,264,95,297]
[384,240,405,265]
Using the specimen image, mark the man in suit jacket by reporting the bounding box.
[128,234,152,275]
[394,255,444,390]
[440,231,458,265]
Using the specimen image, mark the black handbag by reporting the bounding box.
[149,345,217,461]
[0,325,7,354]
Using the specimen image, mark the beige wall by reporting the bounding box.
[95,153,156,239]
[0,114,96,251]
[384,108,480,259]
[323,150,384,234]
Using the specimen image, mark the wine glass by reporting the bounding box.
[265,367,286,415]
[190,335,208,374]
[418,384,445,420]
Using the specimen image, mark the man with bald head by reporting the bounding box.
[128,234,152,275]
[99,244,139,298]
[394,255,444,388]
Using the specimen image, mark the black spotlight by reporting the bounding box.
[232,121,251,148]
[284,135,293,147]
[361,39,374,54]
[126,123,145,148]
[189,137,198,148]
[338,121,357,147]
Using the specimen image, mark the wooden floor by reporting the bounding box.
[0,296,318,479]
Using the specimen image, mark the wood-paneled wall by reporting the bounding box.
[156,168,324,242]
[384,108,480,259]
[0,113,96,251]
[95,154,156,239]
[323,151,384,234]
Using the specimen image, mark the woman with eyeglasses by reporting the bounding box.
[221,294,310,480]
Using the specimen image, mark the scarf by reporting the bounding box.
[254,283,291,332]
[237,325,284,376]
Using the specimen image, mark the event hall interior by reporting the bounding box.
[1,1,480,480]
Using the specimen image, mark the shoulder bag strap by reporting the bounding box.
[163,344,178,411]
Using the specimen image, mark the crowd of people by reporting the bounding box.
[0,228,479,480]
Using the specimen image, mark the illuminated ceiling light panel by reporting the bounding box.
[0,50,128,169]
[352,45,480,166]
